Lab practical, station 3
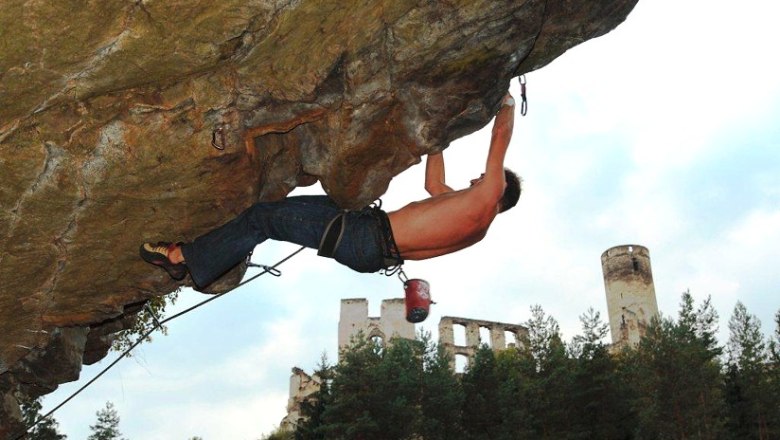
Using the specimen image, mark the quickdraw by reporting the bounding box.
[519,74,528,116]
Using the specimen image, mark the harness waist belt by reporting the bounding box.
[372,206,404,269]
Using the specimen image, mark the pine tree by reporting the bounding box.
[493,347,536,440]
[518,305,574,439]
[419,334,465,440]
[318,333,426,440]
[623,292,725,439]
[20,396,67,440]
[567,308,633,440]
[87,402,124,440]
[369,337,425,440]
[461,344,502,440]
[767,310,780,437]
[318,335,382,439]
[725,302,772,439]
[296,354,332,440]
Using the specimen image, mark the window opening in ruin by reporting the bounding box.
[505,331,517,348]
[371,335,385,354]
[632,257,639,271]
[479,326,492,348]
[455,354,469,374]
[453,323,467,346]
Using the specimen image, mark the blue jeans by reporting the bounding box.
[181,196,393,288]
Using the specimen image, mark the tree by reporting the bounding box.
[19,396,67,440]
[419,339,464,440]
[767,310,780,438]
[493,347,537,440]
[87,402,125,440]
[460,345,501,440]
[318,332,425,440]
[623,292,725,439]
[295,354,333,440]
[517,305,574,439]
[725,302,773,439]
[567,308,633,440]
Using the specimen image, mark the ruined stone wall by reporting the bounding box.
[337,298,415,359]
[601,244,659,348]
[279,367,323,432]
[439,316,527,370]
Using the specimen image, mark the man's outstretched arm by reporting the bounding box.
[424,152,454,196]
[482,93,515,191]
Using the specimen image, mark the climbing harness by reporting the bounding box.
[371,199,434,323]
[316,199,433,324]
[14,245,305,440]
[519,74,528,116]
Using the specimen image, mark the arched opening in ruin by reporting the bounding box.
[370,335,384,347]
[369,328,385,355]
[455,354,469,374]
[505,330,517,348]
[453,323,466,346]
[479,326,492,348]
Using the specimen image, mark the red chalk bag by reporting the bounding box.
[404,278,433,323]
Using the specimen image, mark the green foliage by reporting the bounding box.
[111,292,178,353]
[261,429,294,440]
[297,295,780,440]
[296,354,333,440]
[87,401,125,440]
[20,396,67,440]
[419,341,464,440]
[567,308,634,440]
[622,292,726,439]
[318,332,425,439]
[724,301,779,438]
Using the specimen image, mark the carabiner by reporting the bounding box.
[211,126,227,150]
[519,75,528,116]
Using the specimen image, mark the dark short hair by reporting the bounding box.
[499,168,522,213]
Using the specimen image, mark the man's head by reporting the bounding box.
[499,168,522,213]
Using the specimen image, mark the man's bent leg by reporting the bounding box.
[181,196,339,287]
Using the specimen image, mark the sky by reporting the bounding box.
[42,0,780,438]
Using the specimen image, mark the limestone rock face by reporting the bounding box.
[0,0,637,434]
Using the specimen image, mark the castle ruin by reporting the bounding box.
[282,244,661,430]
[601,244,659,348]
[337,298,415,359]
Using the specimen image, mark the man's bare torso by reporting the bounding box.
[386,91,515,261]
[387,183,500,260]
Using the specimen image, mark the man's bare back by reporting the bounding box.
[389,93,517,260]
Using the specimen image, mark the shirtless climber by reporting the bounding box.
[140,92,521,288]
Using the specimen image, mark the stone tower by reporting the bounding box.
[337,298,415,360]
[601,245,659,348]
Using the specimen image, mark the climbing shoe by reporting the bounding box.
[139,242,188,281]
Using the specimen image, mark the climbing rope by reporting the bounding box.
[15,245,307,440]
